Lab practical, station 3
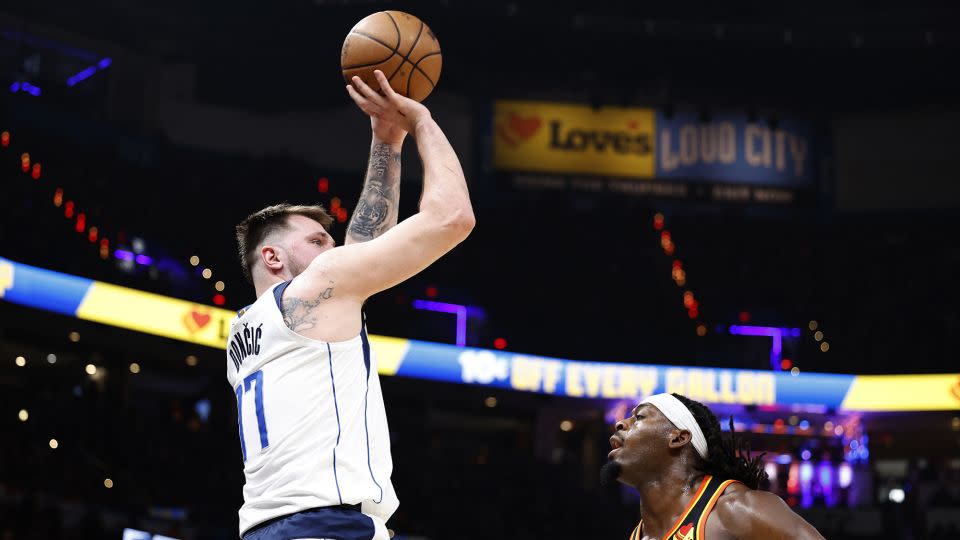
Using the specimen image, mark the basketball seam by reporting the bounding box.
[409,51,441,88]
[388,20,423,83]
[342,48,396,71]
[383,11,402,51]
[351,30,400,55]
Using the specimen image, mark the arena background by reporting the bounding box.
[2,1,959,539]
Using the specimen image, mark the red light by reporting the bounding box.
[672,260,682,270]
[738,311,751,323]
[75,213,86,233]
[493,338,507,350]
[213,294,226,306]
[425,286,438,298]
[1,131,9,147]
[54,188,63,207]
[330,197,341,210]
[774,418,785,428]
[31,163,41,180]
[99,238,109,259]
[653,213,664,231]
[664,243,675,256]
[88,227,98,243]
[660,230,671,242]
[687,307,699,319]
[337,207,348,222]
[64,201,74,219]
[781,359,793,370]
[318,177,329,193]
[20,153,29,171]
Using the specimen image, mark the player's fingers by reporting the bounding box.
[373,70,400,102]
[346,85,383,117]
[351,76,386,106]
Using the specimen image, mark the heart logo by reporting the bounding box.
[183,306,212,334]
[498,112,542,147]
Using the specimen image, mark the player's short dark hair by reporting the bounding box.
[672,393,768,490]
[235,203,334,283]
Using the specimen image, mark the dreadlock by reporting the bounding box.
[671,393,768,490]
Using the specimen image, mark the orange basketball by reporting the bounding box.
[341,11,442,102]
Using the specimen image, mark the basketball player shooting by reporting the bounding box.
[603,393,826,540]
[226,69,475,540]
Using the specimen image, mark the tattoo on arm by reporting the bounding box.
[347,143,401,243]
[280,286,334,332]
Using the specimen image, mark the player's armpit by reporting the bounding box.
[303,209,473,300]
[713,488,826,540]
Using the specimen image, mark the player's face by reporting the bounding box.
[282,215,335,277]
[608,403,673,481]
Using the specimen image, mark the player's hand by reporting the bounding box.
[347,70,432,136]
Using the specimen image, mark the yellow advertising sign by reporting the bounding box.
[493,100,656,178]
[840,374,960,411]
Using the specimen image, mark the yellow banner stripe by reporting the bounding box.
[841,374,960,411]
[370,335,410,376]
[77,282,235,348]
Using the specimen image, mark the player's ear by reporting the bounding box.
[668,429,692,450]
[261,245,283,272]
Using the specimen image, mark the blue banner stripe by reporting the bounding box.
[0,257,93,316]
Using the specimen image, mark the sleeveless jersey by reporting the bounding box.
[628,475,741,540]
[226,281,399,536]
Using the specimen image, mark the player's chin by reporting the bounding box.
[599,460,623,487]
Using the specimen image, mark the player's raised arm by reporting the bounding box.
[343,114,406,246]
[313,70,474,300]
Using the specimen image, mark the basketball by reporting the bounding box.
[341,11,442,102]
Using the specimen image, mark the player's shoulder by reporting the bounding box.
[712,483,791,537]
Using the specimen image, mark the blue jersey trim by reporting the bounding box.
[273,280,292,309]
[327,342,344,505]
[360,323,384,503]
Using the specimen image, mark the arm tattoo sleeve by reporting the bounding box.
[347,142,401,243]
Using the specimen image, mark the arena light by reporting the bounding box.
[15,356,26,367]
[838,462,853,488]
[1,131,9,147]
[18,409,28,421]
[413,299,468,347]
[728,325,801,371]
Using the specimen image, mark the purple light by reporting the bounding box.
[775,454,793,465]
[21,82,41,96]
[135,254,153,265]
[114,250,134,261]
[413,300,467,347]
[98,57,112,69]
[727,325,801,371]
[9,81,20,93]
[801,449,812,461]
[67,66,97,87]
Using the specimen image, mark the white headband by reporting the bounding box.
[641,393,709,459]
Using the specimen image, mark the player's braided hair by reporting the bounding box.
[671,393,767,490]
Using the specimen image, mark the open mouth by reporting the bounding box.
[608,435,623,459]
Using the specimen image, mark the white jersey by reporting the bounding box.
[226,281,398,537]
